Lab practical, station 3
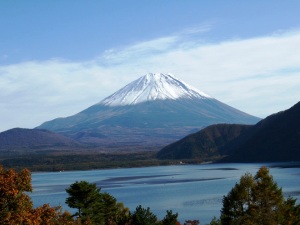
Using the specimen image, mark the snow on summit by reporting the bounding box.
[100,73,211,106]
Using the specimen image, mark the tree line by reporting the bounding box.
[0,164,299,225]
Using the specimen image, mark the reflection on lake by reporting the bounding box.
[30,162,300,224]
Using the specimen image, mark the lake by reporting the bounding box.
[30,163,300,224]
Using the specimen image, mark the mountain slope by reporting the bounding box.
[37,73,260,147]
[0,128,81,150]
[157,101,300,162]
[157,124,252,160]
[221,101,300,162]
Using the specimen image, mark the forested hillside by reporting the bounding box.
[157,124,251,160]
[221,101,300,162]
[157,101,300,162]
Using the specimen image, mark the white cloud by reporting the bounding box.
[102,29,300,115]
[1,29,300,131]
[99,24,212,66]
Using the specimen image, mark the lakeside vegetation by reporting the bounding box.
[0,151,212,172]
[1,164,299,225]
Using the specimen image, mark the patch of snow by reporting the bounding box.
[99,73,211,106]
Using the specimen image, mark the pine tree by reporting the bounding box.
[161,210,179,225]
[131,205,158,225]
[219,166,300,225]
[251,167,284,224]
[65,181,103,224]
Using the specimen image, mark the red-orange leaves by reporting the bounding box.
[0,165,75,225]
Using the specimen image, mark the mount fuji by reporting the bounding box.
[101,73,211,106]
[37,73,260,149]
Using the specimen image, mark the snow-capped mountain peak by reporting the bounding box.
[100,73,211,106]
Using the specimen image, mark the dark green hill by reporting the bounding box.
[157,124,251,160]
[222,101,300,162]
[157,101,300,163]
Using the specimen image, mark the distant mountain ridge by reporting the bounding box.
[0,128,80,150]
[157,101,300,162]
[37,73,260,147]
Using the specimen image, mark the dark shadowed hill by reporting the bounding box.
[157,101,300,162]
[0,128,81,150]
[221,101,300,162]
[157,124,252,160]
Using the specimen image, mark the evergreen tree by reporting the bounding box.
[99,192,130,225]
[65,181,103,224]
[220,173,254,224]
[278,197,300,225]
[100,192,118,223]
[161,210,179,225]
[251,166,284,224]
[113,202,131,225]
[206,217,221,225]
[219,166,300,225]
[131,205,158,225]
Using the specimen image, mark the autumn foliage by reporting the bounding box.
[0,165,77,225]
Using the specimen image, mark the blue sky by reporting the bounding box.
[1,1,300,131]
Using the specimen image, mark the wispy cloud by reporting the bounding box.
[101,36,180,66]
[99,24,212,66]
[1,28,300,131]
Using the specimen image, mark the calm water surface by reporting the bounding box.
[30,163,300,224]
